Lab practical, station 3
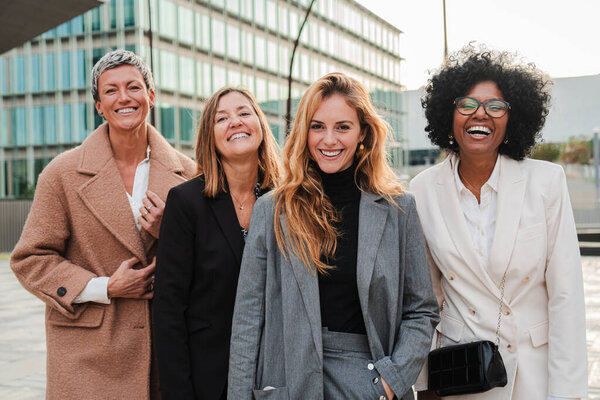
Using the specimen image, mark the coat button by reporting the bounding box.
[379,396,387,400]
[507,344,516,353]
[372,377,379,384]
[468,307,476,315]
[522,276,530,284]
[57,287,67,297]
[367,362,374,370]
[449,274,455,281]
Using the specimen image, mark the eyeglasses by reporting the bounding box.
[454,97,510,118]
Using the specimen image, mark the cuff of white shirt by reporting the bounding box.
[548,397,578,400]
[73,276,111,304]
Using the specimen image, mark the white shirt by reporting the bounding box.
[73,147,151,304]
[452,155,499,265]
[452,155,575,400]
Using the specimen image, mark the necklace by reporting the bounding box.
[230,190,254,210]
[458,167,481,196]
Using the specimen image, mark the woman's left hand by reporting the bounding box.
[138,190,165,239]
[381,377,395,399]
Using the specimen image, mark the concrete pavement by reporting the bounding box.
[2,257,600,399]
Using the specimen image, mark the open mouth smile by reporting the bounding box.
[466,126,492,137]
[319,149,342,157]
[228,133,250,141]
[116,107,137,115]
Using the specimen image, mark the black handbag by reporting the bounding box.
[428,339,507,396]
[428,269,509,396]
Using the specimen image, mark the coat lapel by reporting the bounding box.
[488,156,526,288]
[356,192,388,316]
[142,126,190,252]
[209,192,245,266]
[435,156,501,299]
[76,124,147,265]
[279,213,323,361]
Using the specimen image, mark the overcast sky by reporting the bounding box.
[357,0,600,89]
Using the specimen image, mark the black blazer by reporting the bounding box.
[154,176,246,400]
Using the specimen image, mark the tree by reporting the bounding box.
[561,136,592,165]
[530,141,561,162]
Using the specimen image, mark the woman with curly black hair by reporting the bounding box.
[411,46,588,400]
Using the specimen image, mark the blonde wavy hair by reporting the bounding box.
[195,87,280,197]
[274,72,403,274]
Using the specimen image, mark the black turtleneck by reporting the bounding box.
[317,161,366,334]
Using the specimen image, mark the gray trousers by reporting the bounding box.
[322,328,389,400]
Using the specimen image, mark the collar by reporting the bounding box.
[451,154,500,194]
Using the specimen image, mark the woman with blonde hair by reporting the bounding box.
[153,87,280,400]
[228,72,439,400]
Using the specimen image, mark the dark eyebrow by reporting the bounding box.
[310,119,354,125]
[216,105,251,114]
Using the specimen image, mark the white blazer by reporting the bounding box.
[410,154,587,399]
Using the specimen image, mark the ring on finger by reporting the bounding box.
[142,209,149,216]
[146,204,154,211]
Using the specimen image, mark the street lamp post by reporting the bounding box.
[285,0,316,136]
[442,0,448,62]
[594,127,600,205]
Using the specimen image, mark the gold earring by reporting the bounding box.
[356,142,365,158]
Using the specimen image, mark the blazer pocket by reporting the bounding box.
[187,317,211,334]
[528,320,549,347]
[436,313,464,343]
[252,386,289,400]
[517,223,545,241]
[48,304,105,328]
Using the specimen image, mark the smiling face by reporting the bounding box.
[307,94,365,174]
[94,65,154,133]
[452,81,509,161]
[213,91,263,163]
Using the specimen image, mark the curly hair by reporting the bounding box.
[422,45,552,160]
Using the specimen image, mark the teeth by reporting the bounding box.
[117,108,136,114]
[321,150,342,157]
[467,126,492,135]
[229,133,250,141]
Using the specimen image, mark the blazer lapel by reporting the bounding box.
[356,192,388,316]
[143,126,190,252]
[435,156,501,299]
[279,213,323,362]
[208,192,245,266]
[488,156,526,288]
[76,125,147,265]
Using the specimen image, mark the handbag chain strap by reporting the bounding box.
[437,268,509,348]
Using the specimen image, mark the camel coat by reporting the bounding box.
[10,123,195,400]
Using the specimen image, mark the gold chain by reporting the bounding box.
[230,190,254,210]
[458,167,481,196]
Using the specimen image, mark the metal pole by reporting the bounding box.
[285,0,316,136]
[442,0,448,62]
[594,128,599,205]
[147,0,156,126]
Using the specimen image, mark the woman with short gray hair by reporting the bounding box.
[10,48,195,399]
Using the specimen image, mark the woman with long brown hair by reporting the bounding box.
[228,72,438,400]
[153,87,280,400]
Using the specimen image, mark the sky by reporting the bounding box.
[357,0,600,90]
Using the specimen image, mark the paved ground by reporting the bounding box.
[2,257,600,399]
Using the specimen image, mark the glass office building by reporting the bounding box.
[0,0,403,198]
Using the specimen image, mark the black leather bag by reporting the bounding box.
[427,339,507,396]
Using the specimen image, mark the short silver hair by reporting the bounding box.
[91,49,155,102]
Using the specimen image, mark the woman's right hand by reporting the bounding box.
[107,257,155,299]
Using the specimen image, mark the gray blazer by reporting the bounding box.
[228,191,439,400]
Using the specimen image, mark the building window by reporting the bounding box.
[11,108,27,146]
[179,107,195,143]
[242,31,254,65]
[228,69,241,86]
[255,35,266,69]
[91,7,101,31]
[241,0,252,19]
[196,14,210,51]
[225,0,239,15]
[212,19,226,55]
[202,62,212,97]
[255,0,265,26]
[44,105,57,143]
[72,15,84,34]
[77,103,89,140]
[213,66,226,91]
[30,54,41,92]
[159,0,177,38]
[124,0,135,27]
[110,0,117,29]
[61,104,72,143]
[159,50,177,91]
[12,56,26,94]
[76,50,86,89]
[61,51,71,90]
[179,56,195,96]
[266,0,277,31]
[160,105,175,140]
[267,40,278,73]
[32,106,44,144]
[178,6,194,44]
[11,159,29,198]
[227,24,240,60]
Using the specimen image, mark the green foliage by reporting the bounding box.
[530,141,561,162]
[561,136,593,165]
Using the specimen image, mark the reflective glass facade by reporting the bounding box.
[0,0,404,198]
